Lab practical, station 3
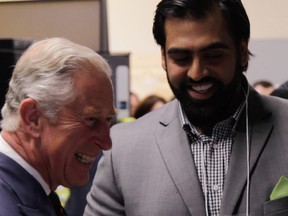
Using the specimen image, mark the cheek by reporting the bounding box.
[41,126,66,150]
[57,121,89,140]
[223,63,238,85]
[167,64,188,86]
[67,126,99,151]
[43,126,81,157]
[210,59,237,86]
[43,134,71,163]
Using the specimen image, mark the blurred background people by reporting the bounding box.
[134,94,167,119]
[130,91,140,117]
[252,80,275,95]
[270,80,288,99]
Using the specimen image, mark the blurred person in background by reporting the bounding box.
[252,80,275,95]
[271,80,288,99]
[129,91,140,117]
[134,94,167,119]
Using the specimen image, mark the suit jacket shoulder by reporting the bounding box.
[0,152,56,216]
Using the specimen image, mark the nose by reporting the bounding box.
[99,133,112,150]
[94,123,112,151]
[187,57,207,81]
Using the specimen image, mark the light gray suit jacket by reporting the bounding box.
[84,89,288,216]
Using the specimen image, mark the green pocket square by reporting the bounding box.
[270,176,288,201]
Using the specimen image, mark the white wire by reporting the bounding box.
[244,87,250,216]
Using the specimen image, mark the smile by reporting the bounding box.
[191,83,213,93]
[75,153,96,164]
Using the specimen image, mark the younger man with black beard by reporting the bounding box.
[84,1,288,216]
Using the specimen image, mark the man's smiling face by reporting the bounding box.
[162,10,248,126]
[36,70,115,190]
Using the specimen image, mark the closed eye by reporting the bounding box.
[169,52,192,66]
[84,117,98,126]
[83,115,115,127]
[201,50,228,64]
[106,116,115,125]
[202,51,224,59]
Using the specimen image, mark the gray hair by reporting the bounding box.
[1,37,112,131]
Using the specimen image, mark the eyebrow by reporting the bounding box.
[82,107,98,115]
[82,106,116,117]
[167,42,230,55]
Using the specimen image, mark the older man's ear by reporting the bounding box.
[19,98,42,138]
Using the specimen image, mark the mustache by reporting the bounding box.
[183,77,222,86]
[177,76,224,106]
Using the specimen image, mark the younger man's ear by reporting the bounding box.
[240,39,249,68]
[19,98,41,138]
[161,48,167,71]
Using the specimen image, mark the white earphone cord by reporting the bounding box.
[245,87,250,216]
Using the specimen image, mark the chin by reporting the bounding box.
[66,169,90,187]
[68,176,89,187]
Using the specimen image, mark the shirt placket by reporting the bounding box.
[207,138,223,216]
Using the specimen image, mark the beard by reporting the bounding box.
[168,67,243,126]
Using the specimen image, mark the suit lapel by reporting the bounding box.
[0,153,55,215]
[155,100,207,216]
[220,89,273,215]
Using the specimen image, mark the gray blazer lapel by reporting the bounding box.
[220,89,273,215]
[156,100,207,216]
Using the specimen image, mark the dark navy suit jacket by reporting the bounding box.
[0,152,56,215]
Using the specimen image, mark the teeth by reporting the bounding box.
[192,83,213,92]
[75,153,95,164]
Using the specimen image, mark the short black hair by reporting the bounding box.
[153,0,251,71]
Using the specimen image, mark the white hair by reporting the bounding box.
[1,37,112,131]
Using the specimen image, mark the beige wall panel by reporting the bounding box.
[0,0,100,50]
